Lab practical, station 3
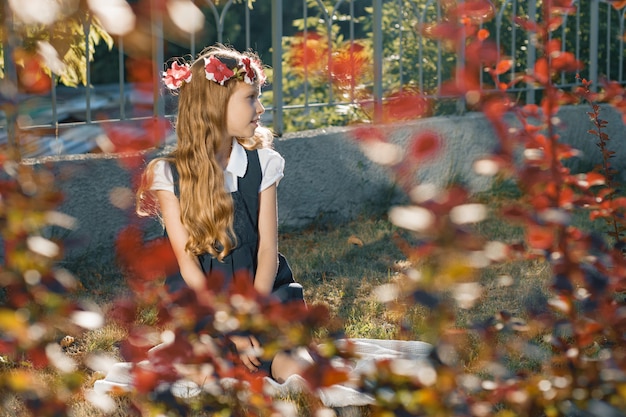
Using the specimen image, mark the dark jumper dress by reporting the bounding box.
[164,149,301,301]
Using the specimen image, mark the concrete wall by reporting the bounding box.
[26,104,625,265]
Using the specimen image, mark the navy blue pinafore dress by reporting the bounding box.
[164,149,302,301]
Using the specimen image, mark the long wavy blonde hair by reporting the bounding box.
[136,45,271,261]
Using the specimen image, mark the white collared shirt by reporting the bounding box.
[150,139,285,194]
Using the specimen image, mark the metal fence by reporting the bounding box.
[1,0,624,157]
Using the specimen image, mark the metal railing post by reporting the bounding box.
[526,0,537,104]
[84,15,92,123]
[118,37,126,120]
[271,0,284,136]
[456,0,466,114]
[373,0,383,123]
[152,0,165,118]
[2,3,18,154]
[589,0,599,90]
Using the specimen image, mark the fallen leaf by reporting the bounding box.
[347,235,364,247]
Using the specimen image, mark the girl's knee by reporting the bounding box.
[270,351,308,383]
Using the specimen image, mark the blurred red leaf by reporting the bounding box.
[116,227,178,283]
[551,51,583,73]
[555,143,579,160]
[108,297,138,326]
[546,39,562,56]
[103,118,169,155]
[549,0,577,15]
[420,21,463,42]
[576,319,603,347]
[534,57,550,84]
[547,16,564,32]
[0,338,16,356]
[466,39,500,66]
[14,49,51,94]
[514,16,538,32]
[27,347,49,369]
[408,131,442,162]
[351,126,387,143]
[24,396,68,416]
[576,172,606,189]
[541,93,561,117]
[610,0,626,9]
[133,365,161,393]
[441,66,483,97]
[133,0,167,15]
[381,89,432,122]
[299,303,332,329]
[232,366,268,392]
[494,59,513,75]
[265,302,310,330]
[302,358,349,388]
[527,225,554,250]
[558,186,575,207]
[288,31,328,75]
[330,42,370,89]
[126,57,154,93]
[229,270,257,300]
[120,326,158,363]
[483,96,513,120]
[450,0,495,24]
[148,334,195,372]
[522,104,540,115]
[477,28,490,41]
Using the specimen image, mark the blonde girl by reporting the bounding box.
[137,45,306,382]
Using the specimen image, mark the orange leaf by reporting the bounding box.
[382,90,431,122]
[494,59,513,75]
[558,186,575,207]
[14,48,51,94]
[351,126,386,143]
[477,28,490,41]
[577,319,603,347]
[527,225,554,250]
[289,31,329,74]
[547,16,564,32]
[483,96,512,120]
[546,39,562,56]
[133,366,160,393]
[452,0,495,24]
[330,42,370,89]
[611,0,626,9]
[550,0,576,15]
[420,21,462,41]
[534,57,550,83]
[551,51,583,72]
[586,172,606,187]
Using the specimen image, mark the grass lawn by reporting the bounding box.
[3,206,564,416]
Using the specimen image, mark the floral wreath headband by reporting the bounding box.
[162,55,266,91]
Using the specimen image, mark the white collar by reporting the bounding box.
[224,138,247,178]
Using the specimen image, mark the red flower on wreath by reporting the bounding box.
[239,57,257,84]
[204,56,235,85]
[162,61,192,90]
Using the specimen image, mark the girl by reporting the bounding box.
[136,45,306,383]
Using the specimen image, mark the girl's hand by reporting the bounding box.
[230,335,262,372]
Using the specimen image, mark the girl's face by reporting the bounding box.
[225,82,265,139]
